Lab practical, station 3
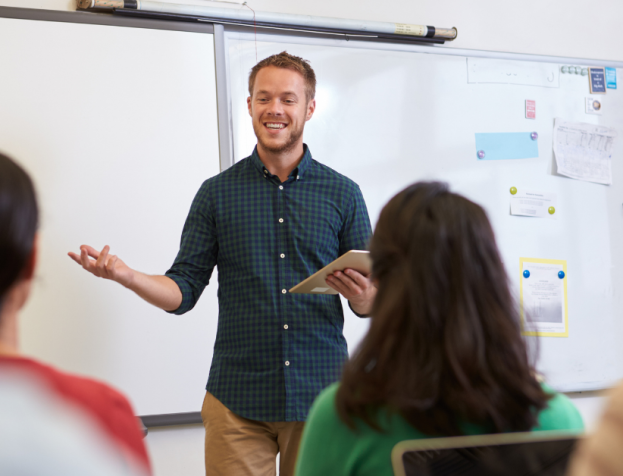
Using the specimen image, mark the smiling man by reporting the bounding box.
[69,51,375,476]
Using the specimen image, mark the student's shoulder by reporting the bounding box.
[536,384,584,432]
[308,382,341,423]
[7,357,132,412]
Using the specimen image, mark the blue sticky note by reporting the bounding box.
[606,67,617,89]
[474,132,539,161]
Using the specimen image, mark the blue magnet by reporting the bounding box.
[530,132,538,140]
[523,270,530,278]
[477,150,485,159]
[558,271,565,279]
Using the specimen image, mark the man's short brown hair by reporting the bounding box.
[248,51,316,102]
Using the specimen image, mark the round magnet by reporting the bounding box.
[581,68,588,76]
[510,186,517,195]
[477,150,485,159]
[548,206,555,215]
[561,66,569,73]
[574,66,581,74]
[558,271,565,279]
[530,132,538,140]
[523,270,530,278]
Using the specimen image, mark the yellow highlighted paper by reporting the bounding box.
[519,258,568,337]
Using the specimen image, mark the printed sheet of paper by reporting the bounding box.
[510,190,557,219]
[520,258,568,337]
[553,119,617,185]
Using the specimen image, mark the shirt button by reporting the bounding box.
[285,361,290,366]
[297,175,300,180]
[279,185,283,190]
[280,253,285,258]
[282,289,287,294]
[284,324,288,329]
[279,218,284,223]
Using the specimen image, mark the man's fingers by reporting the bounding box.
[106,255,118,274]
[95,245,110,269]
[80,246,95,270]
[67,252,82,265]
[82,245,101,259]
[344,268,369,288]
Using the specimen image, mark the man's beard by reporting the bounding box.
[256,123,304,155]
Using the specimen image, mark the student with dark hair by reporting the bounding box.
[0,152,151,475]
[295,182,583,476]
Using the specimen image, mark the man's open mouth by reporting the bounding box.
[265,123,287,130]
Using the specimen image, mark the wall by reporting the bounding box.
[1,1,621,475]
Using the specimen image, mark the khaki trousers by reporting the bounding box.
[201,392,306,476]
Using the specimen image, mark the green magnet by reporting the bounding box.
[548,206,556,215]
[510,187,517,195]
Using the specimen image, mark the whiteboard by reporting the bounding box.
[226,32,623,392]
[0,17,221,415]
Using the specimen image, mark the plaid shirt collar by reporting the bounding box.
[250,143,312,182]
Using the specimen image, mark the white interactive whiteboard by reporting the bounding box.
[0,16,221,415]
[226,32,623,392]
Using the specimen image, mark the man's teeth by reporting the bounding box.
[266,123,286,129]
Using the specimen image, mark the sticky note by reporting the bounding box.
[606,67,617,89]
[475,132,539,160]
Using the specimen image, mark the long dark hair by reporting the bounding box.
[336,182,550,436]
[0,152,39,309]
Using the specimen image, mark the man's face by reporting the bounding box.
[247,66,315,156]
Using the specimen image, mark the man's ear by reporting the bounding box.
[306,98,316,121]
[247,96,253,117]
[22,234,38,281]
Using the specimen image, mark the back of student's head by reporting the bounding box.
[0,152,38,308]
[337,181,549,435]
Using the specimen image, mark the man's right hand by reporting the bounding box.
[68,245,134,288]
[67,245,182,312]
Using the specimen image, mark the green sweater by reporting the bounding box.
[295,382,584,476]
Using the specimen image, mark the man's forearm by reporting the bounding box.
[126,272,182,312]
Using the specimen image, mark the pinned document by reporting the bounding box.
[520,258,568,337]
[509,189,557,218]
[553,119,617,185]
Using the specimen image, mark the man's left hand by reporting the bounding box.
[326,268,376,316]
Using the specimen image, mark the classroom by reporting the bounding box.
[0,0,621,475]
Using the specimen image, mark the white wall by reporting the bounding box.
[1,0,623,62]
[1,1,621,475]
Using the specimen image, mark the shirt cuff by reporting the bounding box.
[348,301,370,318]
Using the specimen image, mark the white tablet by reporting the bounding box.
[288,250,372,294]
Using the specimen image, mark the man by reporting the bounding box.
[69,51,376,475]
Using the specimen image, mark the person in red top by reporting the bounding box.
[0,151,151,475]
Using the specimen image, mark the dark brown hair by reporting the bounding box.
[248,51,316,101]
[336,182,550,436]
[0,152,38,310]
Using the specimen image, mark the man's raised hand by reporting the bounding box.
[68,245,134,288]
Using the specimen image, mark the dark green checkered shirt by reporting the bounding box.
[165,145,372,422]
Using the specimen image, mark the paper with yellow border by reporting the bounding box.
[520,258,568,337]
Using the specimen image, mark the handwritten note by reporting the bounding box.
[553,119,617,185]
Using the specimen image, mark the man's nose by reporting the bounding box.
[267,100,284,115]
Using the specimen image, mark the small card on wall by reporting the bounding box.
[525,100,536,119]
[510,189,557,219]
[605,67,617,89]
[586,97,602,115]
[589,67,607,94]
